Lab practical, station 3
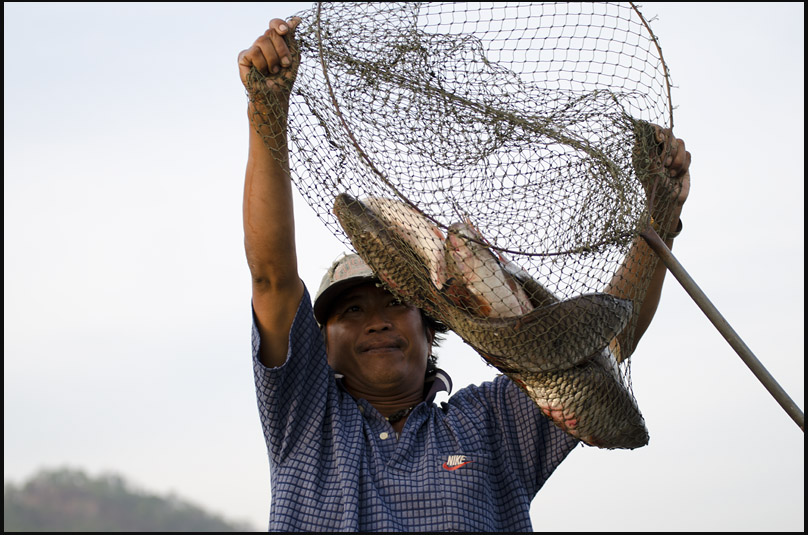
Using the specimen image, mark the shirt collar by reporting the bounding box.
[423,368,452,403]
[333,368,452,404]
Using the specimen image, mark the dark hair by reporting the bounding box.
[422,311,449,376]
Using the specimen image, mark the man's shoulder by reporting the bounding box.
[445,374,514,409]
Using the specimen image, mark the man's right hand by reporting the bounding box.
[238,17,302,99]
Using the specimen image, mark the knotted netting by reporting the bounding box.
[246,2,683,449]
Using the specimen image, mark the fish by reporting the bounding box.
[499,251,559,309]
[333,192,632,373]
[445,219,559,310]
[361,196,449,290]
[507,345,649,449]
[333,193,448,319]
[445,291,633,373]
[444,220,533,317]
[443,226,648,448]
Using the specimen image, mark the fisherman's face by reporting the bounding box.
[325,282,432,397]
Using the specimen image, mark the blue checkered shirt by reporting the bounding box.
[253,286,578,531]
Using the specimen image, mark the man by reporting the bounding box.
[238,17,690,532]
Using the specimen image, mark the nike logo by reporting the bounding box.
[442,455,473,471]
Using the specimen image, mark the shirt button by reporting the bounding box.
[379,432,389,440]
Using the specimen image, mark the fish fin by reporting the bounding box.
[450,293,633,373]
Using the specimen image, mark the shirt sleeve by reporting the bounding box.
[450,374,579,497]
[252,285,336,465]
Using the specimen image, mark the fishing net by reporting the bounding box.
[246,2,683,449]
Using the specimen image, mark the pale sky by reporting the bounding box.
[4,2,804,531]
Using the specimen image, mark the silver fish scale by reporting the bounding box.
[508,351,650,449]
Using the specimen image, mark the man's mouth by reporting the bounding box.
[358,338,405,354]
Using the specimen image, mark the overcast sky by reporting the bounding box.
[4,2,803,531]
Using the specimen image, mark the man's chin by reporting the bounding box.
[351,364,423,392]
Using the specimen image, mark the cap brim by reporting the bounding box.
[313,275,378,325]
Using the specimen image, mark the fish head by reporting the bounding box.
[336,194,448,290]
[333,193,446,313]
[333,193,402,292]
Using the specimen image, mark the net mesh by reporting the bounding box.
[246,2,681,449]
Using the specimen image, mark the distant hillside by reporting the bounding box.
[4,467,258,532]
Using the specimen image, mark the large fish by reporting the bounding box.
[362,196,448,290]
[507,346,649,449]
[333,193,632,373]
[333,193,448,319]
[444,290,632,374]
[445,220,533,317]
[443,224,648,448]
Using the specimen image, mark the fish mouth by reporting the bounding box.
[333,193,390,256]
[335,193,377,227]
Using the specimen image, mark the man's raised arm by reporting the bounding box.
[239,17,305,368]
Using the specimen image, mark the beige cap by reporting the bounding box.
[313,253,378,324]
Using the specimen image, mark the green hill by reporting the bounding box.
[4,467,258,532]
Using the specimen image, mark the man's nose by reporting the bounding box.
[365,307,393,332]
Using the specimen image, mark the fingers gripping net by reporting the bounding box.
[247,2,680,449]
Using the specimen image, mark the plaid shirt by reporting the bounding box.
[253,286,578,531]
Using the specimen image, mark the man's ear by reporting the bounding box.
[425,325,436,349]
